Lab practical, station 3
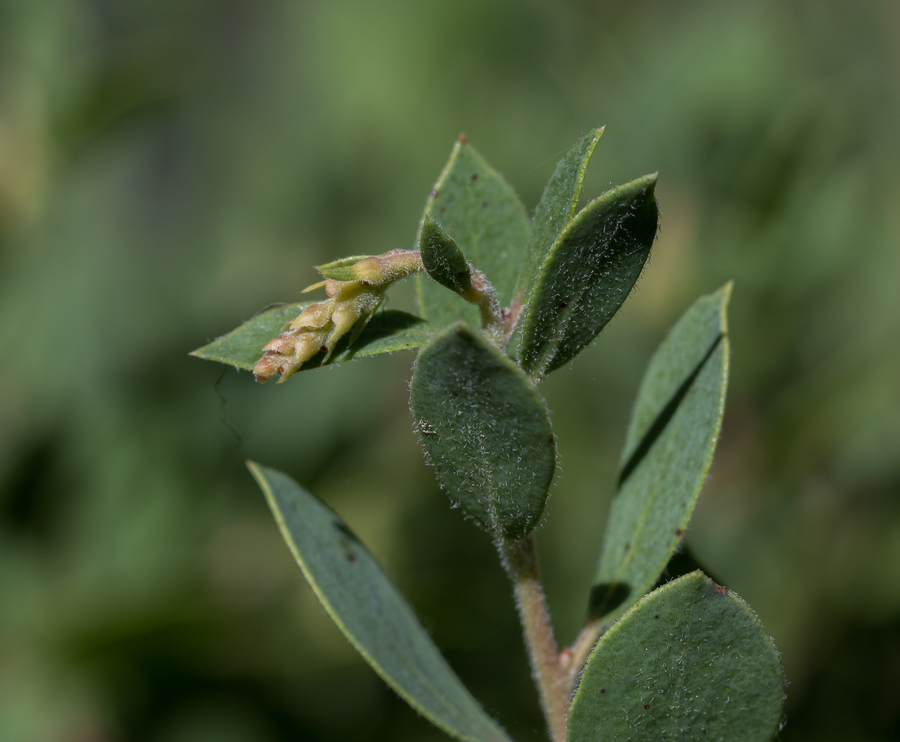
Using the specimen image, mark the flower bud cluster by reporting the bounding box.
[253,250,423,383]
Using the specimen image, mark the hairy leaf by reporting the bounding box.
[514,128,603,311]
[190,305,434,371]
[420,216,474,297]
[249,463,511,742]
[410,323,556,539]
[569,571,785,742]
[589,284,731,622]
[415,138,531,329]
[518,174,658,377]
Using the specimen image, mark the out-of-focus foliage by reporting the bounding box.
[0,1,898,741]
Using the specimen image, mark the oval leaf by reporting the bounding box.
[415,138,531,329]
[514,127,604,311]
[249,463,511,742]
[420,216,474,297]
[190,305,434,372]
[519,174,658,377]
[589,284,731,622]
[410,323,556,539]
[568,571,785,742]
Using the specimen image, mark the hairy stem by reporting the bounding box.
[467,269,507,349]
[563,617,605,695]
[499,536,569,742]
[403,250,507,348]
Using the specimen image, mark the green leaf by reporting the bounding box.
[190,304,434,372]
[518,174,658,377]
[249,463,511,742]
[589,284,731,622]
[410,322,556,539]
[514,127,603,310]
[568,571,785,742]
[415,138,531,328]
[420,216,474,297]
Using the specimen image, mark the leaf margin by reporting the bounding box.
[410,321,557,539]
[248,461,513,742]
[514,126,604,311]
[568,570,785,742]
[414,137,531,329]
[588,282,732,623]
[518,172,659,377]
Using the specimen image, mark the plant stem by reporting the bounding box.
[499,536,569,742]
[563,618,605,695]
[468,268,507,349]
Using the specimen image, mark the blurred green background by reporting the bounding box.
[1,1,899,740]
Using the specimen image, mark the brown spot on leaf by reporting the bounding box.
[675,529,683,537]
[470,172,478,181]
[458,132,469,144]
[559,301,568,309]
[600,688,606,694]
[644,704,651,710]
[709,580,729,596]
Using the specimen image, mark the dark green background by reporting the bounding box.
[1,1,898,740]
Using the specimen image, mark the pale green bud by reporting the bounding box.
[253,249,424,382]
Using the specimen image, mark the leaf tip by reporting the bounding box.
[246,460,275,502]
[716,280,734,333]
[582,125,605,149]
[720,279,735,301]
